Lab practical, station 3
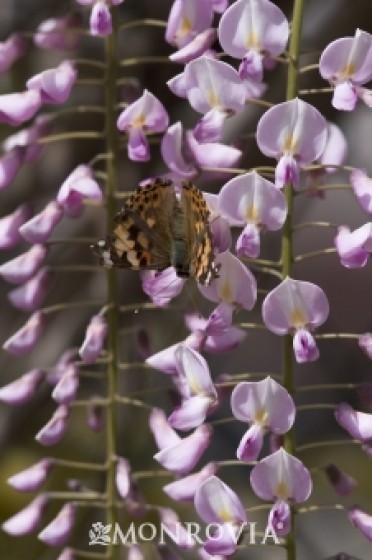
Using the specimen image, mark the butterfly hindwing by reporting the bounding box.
[92,179,219,285]
[181,182,218,285]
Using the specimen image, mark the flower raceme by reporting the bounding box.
[1,0,372,557]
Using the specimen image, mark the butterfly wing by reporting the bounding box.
[181,182,219,285]
[92,179,174,270]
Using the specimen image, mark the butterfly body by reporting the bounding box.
[92,179,219,285]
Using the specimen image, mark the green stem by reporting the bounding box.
[104,11,119,560]
[282,1,305,559]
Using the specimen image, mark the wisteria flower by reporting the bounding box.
[185,311,246,353]
[52,364,80,405]
[0,90,43,126]
[168,346,218,430]
[335,402,372,442]
[348,506,372,541]
[256,98,328,189]
[198,250,257,312]
[170,29,217,64]
[2,495,49,536]
[117,89,169,161]
[79,314,108,363]
[218,171,287,257]
[20,202,63,244]
[163,462,217,502]
[350,168,372,214]
[165,0,214,49]
[57,164,102,217]
[35,405,70,446]
[8,459,54,492]
[359,333,372,360]
[141,267,185,307]
[218,0,289,82]
[250,448,312,536]
[319,29,372,111]
[324,464,357,496]
[194,475,247,556]
[38,502,76,546]
[0,244,47,284]
[0,146,25,190]
[3,311,45,356]
[262,277,329,363]
[34,13,82,51]
[0,368,44,405]
[150,408,212,474]
[335,223,372,268]
[27,60,77,104]
[0,34,27,73]
[0,204,31,249]
[168,56,247,143]
[3,114,52,164]
[231,377,295,461]
[306,122,348,197]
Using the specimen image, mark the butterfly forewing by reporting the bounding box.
[92,179,219,285]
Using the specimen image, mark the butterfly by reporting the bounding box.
[92,178,219,285]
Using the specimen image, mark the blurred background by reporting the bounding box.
[1,0,372,558]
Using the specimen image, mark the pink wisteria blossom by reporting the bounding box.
[319,29,372,111]
[3,311,45,356]
[231,377,295,461]
[57,164,102,216]
[218,0,289,82]
[0,244,47,284]
[117,89,169,161]
[195,475,247,556]
[168,346,218,430]
[250,448,312,537]
[8,267,54,311]
[218,171,287,257]
[2,495,49,536]
[79,314,108,363]
[150,408,212,474]
[256,98,328,189]
[38,502,76,546]
[0,204,31,249]
[163,462,217,502]
[168,56,247,143]
[350,168,372,214]
[335,402,372,442]
[262,277,329,363]
[0,368,44,405]
[165,0,214,49]
[8,459,53,492]
[335,223,372,268]
[35,405,70,446]
[34,13,82,51]
[0,90,43,126]
[0,33,27,73]
[27,60,77,104]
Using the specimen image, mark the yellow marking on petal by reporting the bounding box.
[132,113,146,128]
[220,281,233,303]
[179,16,192,38]
[189,375,203,395]
[254,407,268,427]
[245,203,259,223]
[339,62,356,80]
[246,30,260,50]
[282,134,298,154]
[208,89,222,109]
[275,480,290,500]
[290,307,307,329]
[218,507,234,523]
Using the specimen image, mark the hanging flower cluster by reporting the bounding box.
[0,0,372,558]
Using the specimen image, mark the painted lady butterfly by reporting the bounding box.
[92,179,219,285]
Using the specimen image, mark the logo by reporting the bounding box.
[89,522,112,546]
[88,521,280,547]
